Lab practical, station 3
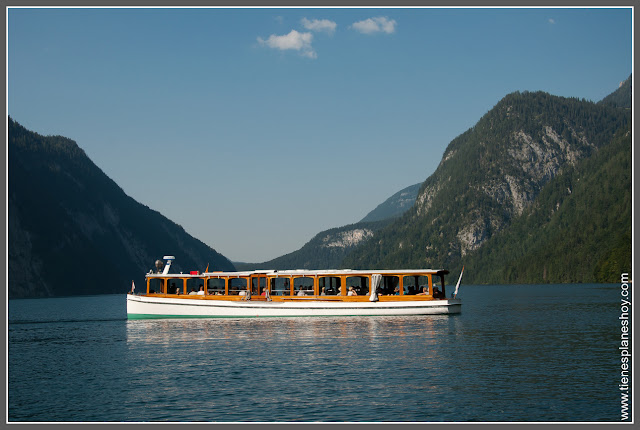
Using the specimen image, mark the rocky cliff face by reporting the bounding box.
[449,122,593,257]
[8,118,235,298]
[321,228,374,248]
[461,124,631,284]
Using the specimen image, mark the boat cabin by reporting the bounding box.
[144,268,450,301]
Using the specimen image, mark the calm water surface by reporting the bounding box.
[8,284,624,422]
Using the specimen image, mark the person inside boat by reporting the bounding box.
[261,287,268,296]
[417,286,429,295]
[320,287,326,295]
[296,287,306,296]
[393,286,400,295]
[432,287,444,298]
[404,285,416,295]
[189,287,198,295]
[348,286,357,296]
[197,286,205,296]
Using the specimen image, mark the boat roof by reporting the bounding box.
[147,268,449,278]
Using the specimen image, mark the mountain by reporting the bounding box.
[599,74,632,108]
[235,219,393,271]
[359,183,421,223]
[458,124,631,283]
[8,118,235,298]
[236,183,418,271]
[342,88,631,283]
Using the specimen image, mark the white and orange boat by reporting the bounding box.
[126,256,463,319]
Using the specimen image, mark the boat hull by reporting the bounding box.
[126,295,462,319]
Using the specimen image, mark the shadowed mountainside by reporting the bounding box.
[8,118,235,298]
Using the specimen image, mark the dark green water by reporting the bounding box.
[8,284,628,422]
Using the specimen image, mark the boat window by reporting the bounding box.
[432,274,444,288]
[379,276,400,295]
[293,277,314,296]
[228,278,247,295]
[251,277,267,296]
[168,280,184,295]
[186,278,205,295]
[270,278,291,296]
[208,278,226,295]
[403,276,430,295]
[432,274,445,298]
[148,278,164,294]
[346,276,369,296]
[318,276,341,296]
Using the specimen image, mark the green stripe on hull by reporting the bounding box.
[127,314,254,319]
[127,312,455,319]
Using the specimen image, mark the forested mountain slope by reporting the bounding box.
[452,124,631,283]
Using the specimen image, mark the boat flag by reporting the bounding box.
[205,263,209,273]
[453,267,464,298]
[131,280,135,294]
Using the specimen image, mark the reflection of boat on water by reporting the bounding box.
[126,256,462,319]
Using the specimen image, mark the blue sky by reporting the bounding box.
[8,7,632,263]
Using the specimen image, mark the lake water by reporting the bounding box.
[8,284,629,422]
